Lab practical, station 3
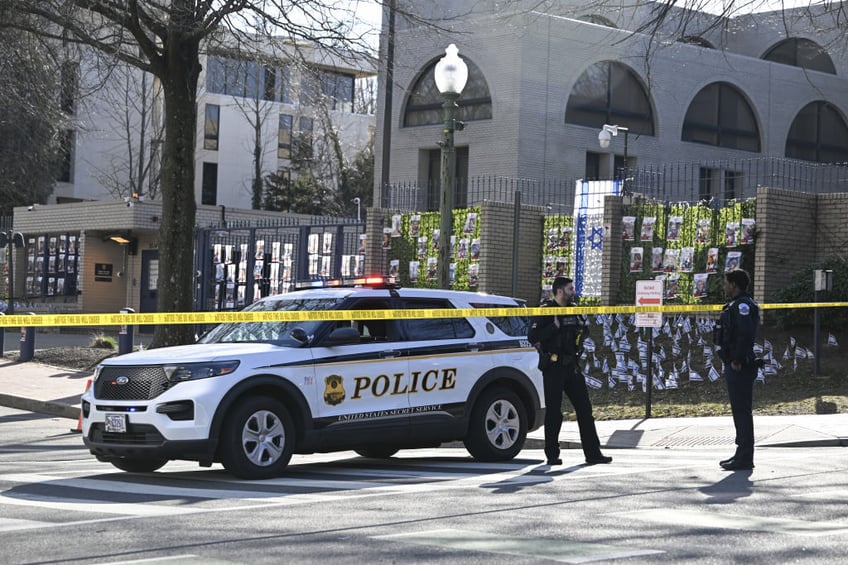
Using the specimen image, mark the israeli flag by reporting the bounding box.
[619,337,631,352]
[689,370,703,382]
[828,333,839,346]
[583,337,596,353]
[585,375,603,390]
[608,374,616,389]
[764,364,778,376]
[783,347,791,360]
[756,368,765,383]
[665,378,678,390]
[708,365,722,382]
[672,342,681,357]
[764,339,773,352]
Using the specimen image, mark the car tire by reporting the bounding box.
[219,397,295,479]
[355,447,400,459]
[464,386,527,462]
[109,457,169,473]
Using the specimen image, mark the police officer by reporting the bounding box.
[714,268,760,471]
[529,277,612,466]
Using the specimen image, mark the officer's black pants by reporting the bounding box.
[725,364,757,462]
[543,361,602,461]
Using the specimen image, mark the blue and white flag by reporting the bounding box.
[608,374,616,389]
[672,341,681,358]
[665,377,678,390]
[764,339,773,352]
[783,346,791,360]
[619,337,631,352]
[828,333,839,346]
[689,370,703,382]
[764,364,778,376]
[753,343,763,355]
[708,365,722,382]
[756,368,765,383]
[583,337,596,353]
[682,317,692,334]
[602,357,610,373]
[790,337,796,348]
[585,375,603,390]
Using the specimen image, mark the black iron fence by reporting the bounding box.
[383,157,848,212]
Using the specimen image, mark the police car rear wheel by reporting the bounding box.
[109,457,168,473]
[220,397,295,479]
[355,447,400,459]
[464,387,526,462]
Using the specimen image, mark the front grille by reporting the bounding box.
[95,366,169,400]
[89,423,165,446]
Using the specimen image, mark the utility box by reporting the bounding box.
[814,269,833,292]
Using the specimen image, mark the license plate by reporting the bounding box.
[105,413,127,433]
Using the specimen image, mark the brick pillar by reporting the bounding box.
[478,200,545,304]
[601,195,624,305]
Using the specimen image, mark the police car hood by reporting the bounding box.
[99,343,305,366]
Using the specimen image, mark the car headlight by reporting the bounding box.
[91,364,104,383]
[163,361,240,383]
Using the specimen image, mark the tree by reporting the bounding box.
[0,26,63,216]
[0,0,382,347]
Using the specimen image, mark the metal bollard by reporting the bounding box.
[19,313,36,362]
[118,307,135,355]
[0,313,5,357]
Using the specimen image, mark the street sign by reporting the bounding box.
[635,280,663,328]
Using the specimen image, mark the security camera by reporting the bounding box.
[117,271,124,278]
[353,197,360,205]
[27,206,34,211]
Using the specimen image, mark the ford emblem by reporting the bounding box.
[115,376,130,385]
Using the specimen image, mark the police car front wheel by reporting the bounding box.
[464,387,527,462]
[219,397,295,479]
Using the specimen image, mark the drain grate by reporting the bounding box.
[653,435,735,447]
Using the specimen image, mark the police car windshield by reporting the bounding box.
[199,297,345,346]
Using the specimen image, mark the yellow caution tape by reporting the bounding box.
[1,301,847,327]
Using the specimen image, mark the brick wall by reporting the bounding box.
[601,196,624,305]
[754,187,818,304]
[479,200,545,303]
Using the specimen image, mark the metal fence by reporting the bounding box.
[383,157,848,212]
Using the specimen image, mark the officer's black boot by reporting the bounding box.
[721,444,754,470]
[719,446,743,467]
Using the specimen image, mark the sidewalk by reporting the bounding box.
[1,358,846,449]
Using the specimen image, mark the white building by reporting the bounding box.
[54,38,377,210]
[374,0,848,208]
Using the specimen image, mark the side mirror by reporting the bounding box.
[289,328,310,345]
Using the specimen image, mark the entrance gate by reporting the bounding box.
[194,219,364,312]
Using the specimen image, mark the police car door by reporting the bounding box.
[310,297,410,444]
[399,298,490,433]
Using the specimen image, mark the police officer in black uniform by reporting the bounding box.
[529,277,612,466]
[714,268,760,471]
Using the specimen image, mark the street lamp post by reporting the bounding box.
[434,44,468,289]
[598,124,630,195]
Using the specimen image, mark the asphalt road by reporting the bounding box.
[1,406,847,564]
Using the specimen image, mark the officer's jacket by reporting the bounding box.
[528,300,588,357]
[715,292,760,366]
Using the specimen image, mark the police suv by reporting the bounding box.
[82,278,545,479]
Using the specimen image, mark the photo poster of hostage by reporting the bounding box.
[573,179,619,298]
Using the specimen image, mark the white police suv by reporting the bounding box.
[82,278,544,479]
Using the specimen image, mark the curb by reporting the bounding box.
[0,393,80,420]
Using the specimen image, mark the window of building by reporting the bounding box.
[205,55,261,98]
[278,114,293,160]
[785,101,848,163]
[204,104,220,150]
[682,82,760,152]
[60,61,79,115]
[201,162,218,205]
[263,66,276,101]
[699,167,714,200]
[403,57,492,127]
[565,61,654,137]
[724,170,740,201]
[297,116,314,160]
[57,129,74,183]
[763,38,836,75]
[279,66,292,104]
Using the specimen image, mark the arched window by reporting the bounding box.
[402,57,492,127]
[577,14,617,28]
[682,82,760,152]
[677,36,715,49]
[786,101,848,163]
[565,61,654,136]
[763,38,836,75]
